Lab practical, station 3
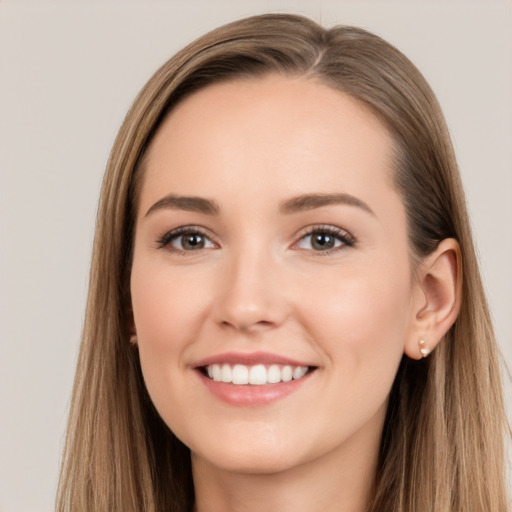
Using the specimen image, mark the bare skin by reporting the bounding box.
[130,75,460,512]
[192,403,382,512]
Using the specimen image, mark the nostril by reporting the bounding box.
[243,320,274,330]
[220,318,276,333]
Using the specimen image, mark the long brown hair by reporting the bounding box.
[56,13,509,512]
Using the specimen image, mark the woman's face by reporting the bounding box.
[131,75,419,475]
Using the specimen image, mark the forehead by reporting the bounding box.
[140,74,397,213]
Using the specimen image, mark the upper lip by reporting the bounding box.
[191,351,315,368]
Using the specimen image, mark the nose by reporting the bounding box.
[213,247,290,334]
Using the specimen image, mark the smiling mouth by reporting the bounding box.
[200,363,315,385]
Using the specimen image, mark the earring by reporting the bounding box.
[129,333,138,345]
[419,338,431,358]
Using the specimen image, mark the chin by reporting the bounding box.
[192,444,303,475]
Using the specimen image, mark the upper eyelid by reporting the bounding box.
[156,223,356,250]
[157,225,217,247]
[294,224,355,242]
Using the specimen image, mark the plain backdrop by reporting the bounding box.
[1,1,511,510]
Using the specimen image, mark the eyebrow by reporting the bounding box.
[279,193,375,216]
[145,194,220,217]
[145,192,375,218]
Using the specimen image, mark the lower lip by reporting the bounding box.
[196,370,313,406]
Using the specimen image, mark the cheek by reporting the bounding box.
[299,257,412,372]
[304,261,412,438]
[129,258,211,401]
[131,259,209,347]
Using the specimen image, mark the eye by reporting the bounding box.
[295,226,354,253]
[157,227,216,253]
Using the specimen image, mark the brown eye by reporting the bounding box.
[171,232,215,251]
[310,233,337,250]
[158,227,216,253]
[296,226,354,253]
[177,233,206,250]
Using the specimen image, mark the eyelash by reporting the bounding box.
[297,225,355,255]
[156,226,215,254]
[156,224,355,255]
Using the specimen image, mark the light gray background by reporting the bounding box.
[1,1,511,510]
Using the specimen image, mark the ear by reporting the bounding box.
[404,238,462,360]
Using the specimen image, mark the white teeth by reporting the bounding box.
[267,364,281,384]
[249,364,267,385]
[221,364,232,383]
[281,365,293,382]
[205,363,309,385]
[232,364,249,385]
[293,366,308,379]
[212,364,222,382]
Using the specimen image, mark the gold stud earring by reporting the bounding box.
[419,338,431,358]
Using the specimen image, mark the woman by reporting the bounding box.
[56,13,509,512]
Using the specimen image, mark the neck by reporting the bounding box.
[192,406,384,512]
